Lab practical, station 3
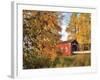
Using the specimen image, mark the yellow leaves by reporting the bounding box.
[23,10,62,68]
[43,15,49,21]
[77,13,91,44]
[66,13,91,51]
[40,46,56,61]
[67,13,91,45]
[31,12,37,16]
[47,20,53,26]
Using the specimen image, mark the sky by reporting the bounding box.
[59,12,72,41]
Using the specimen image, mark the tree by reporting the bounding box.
[66,13,78,40]
[77,13,91,50]
[66,13,91,50]
[23,10,61,69]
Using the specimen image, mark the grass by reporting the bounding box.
[23,53,91,69]
[54,53,91,67]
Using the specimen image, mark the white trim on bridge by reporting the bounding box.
[73,51,91,54]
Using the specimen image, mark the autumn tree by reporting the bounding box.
[77,13,91,50]
[23,10,61,69]
[66,13,78,40]
[66,13,91,51]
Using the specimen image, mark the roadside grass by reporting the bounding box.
[54,53,91,67]
[23,53,91,69]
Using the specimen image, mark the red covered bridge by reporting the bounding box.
[56,40,79,56]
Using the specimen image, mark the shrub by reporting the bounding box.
[23,53,53,69]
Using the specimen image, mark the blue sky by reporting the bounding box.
[62,12,72,25]
[59,12,72,41]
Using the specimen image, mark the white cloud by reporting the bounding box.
[59,25,69,41]
[58,12,72,41]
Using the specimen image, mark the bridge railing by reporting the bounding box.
[73,51,91,54]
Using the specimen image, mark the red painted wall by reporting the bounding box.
[56,43,72,56]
